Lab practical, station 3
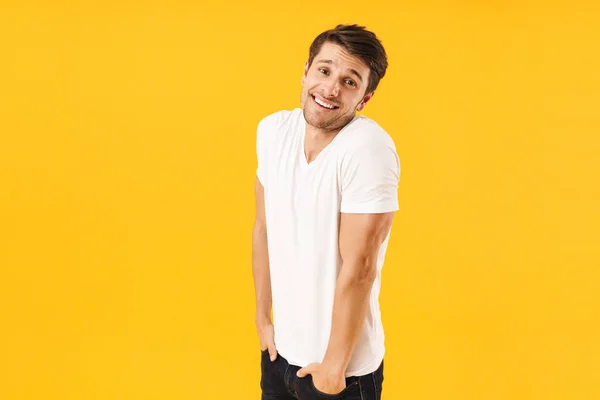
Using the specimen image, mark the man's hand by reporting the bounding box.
[296,363,346,395]
[257,320,278,362]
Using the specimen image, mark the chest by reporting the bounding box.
[267,130,342,213]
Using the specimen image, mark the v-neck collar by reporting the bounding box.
[299,113,360,168]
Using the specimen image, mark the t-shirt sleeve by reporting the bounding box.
[255,113,279,186]
[340,138,401,214]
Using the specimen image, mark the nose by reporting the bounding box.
[322,80,340,98]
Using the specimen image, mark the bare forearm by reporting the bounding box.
[252,224,272,324]
[321,259,376,374]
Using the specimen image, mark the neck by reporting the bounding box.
[305,124,342,143]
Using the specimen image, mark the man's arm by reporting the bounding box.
[322,211,394,373]
[297,211,394,391]
[252,177,278,361]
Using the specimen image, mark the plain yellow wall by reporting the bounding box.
[1,1,599,399]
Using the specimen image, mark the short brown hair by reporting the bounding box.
[307,24,388,95]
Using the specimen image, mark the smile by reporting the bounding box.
[312,95,339,110]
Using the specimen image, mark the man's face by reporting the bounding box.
[300,42,374,133]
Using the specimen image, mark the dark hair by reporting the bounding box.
[307,24,388,95]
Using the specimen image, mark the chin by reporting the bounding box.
[307,114,342,131]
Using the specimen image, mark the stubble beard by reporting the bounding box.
[302,95,356,133]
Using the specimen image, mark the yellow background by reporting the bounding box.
[1,1,599,399]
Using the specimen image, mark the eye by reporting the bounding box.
[344,79,356,87]
[319,68,329,75]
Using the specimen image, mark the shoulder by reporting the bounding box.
[257,108,302,133]
[341,115,398,155]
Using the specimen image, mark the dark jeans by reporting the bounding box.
[260,349,384,400]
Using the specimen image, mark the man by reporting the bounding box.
[253,24,400,400]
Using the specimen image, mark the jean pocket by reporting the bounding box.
[306,376,359,399]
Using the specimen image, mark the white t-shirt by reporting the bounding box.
[256,108,400,377]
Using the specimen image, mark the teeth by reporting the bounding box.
[315,97,335,109]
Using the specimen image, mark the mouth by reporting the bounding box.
[312,95,339,111]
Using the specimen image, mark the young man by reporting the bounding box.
[253,24,400,400]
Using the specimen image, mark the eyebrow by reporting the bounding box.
[315,59,364,83]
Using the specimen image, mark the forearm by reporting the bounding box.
[252,223,272,325]
[321,258,376,375]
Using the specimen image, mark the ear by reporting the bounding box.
[301,60,309,85]
[357,91,375,111]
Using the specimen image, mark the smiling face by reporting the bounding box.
[300,42,374,133]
